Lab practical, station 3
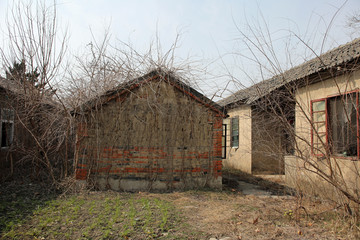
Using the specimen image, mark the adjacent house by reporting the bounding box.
[0,76,16,172]
[218,73,294,175]
[0,73,65,181]
[74,69,225,191]
[220,37,360,199]
[285,38,360,198]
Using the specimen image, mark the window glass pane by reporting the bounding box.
[329,93,357,156]
[231,118,239,147]
[314,133,326,143]
[314,122,326,132]
[312,100,326,156]
[1,122,13,147]
[313,132,326,155]
[222,124,226,159]
[313,101,325,111]
[313,112,326,122]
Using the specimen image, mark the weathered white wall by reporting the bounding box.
[289,69,360,198]
[222,105,252,173]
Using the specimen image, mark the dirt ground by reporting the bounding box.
[152,190,349,240]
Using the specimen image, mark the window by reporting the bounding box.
[329,93,358,157]
[222,124,227,159]
[311,92,359,158]
[1,108,14,148]
[311,100,327,156]
[231,117,239,148]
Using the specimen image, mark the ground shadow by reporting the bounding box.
[0,180,61,235]
[222,168,295,196]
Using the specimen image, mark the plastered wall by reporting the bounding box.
[287,69,360,197]
[222,105,252,173]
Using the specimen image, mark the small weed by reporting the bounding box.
[88,200,96,215]
[0,192,183,239]
[284,209,294,220]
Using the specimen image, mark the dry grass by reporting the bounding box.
[154,190,352,240]
[0,181,357,239]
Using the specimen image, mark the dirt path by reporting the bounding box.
[152,172,348,239]
[155,191,344,240]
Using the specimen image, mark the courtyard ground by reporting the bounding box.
[0,174,355,239]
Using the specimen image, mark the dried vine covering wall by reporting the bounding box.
[75,73,223,191]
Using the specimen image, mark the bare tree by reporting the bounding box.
[65,28,206,108]
[0,0,71,184]
[225,6,360,234]
[347,10,360,38]
[62,25,226,191]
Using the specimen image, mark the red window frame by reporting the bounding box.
[310,90,359,160]
[310,98,328,157]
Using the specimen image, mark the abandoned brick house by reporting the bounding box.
[74,69,225,191]
[220,37,360,196]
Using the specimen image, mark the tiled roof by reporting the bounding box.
[0,75,19,93]
[0,75,58,106]
[218,38,360,107]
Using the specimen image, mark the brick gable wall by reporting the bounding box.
[75,80,222,191]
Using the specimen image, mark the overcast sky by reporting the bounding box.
[1,0,360,99]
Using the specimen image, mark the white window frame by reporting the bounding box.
[1,108,15,149]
